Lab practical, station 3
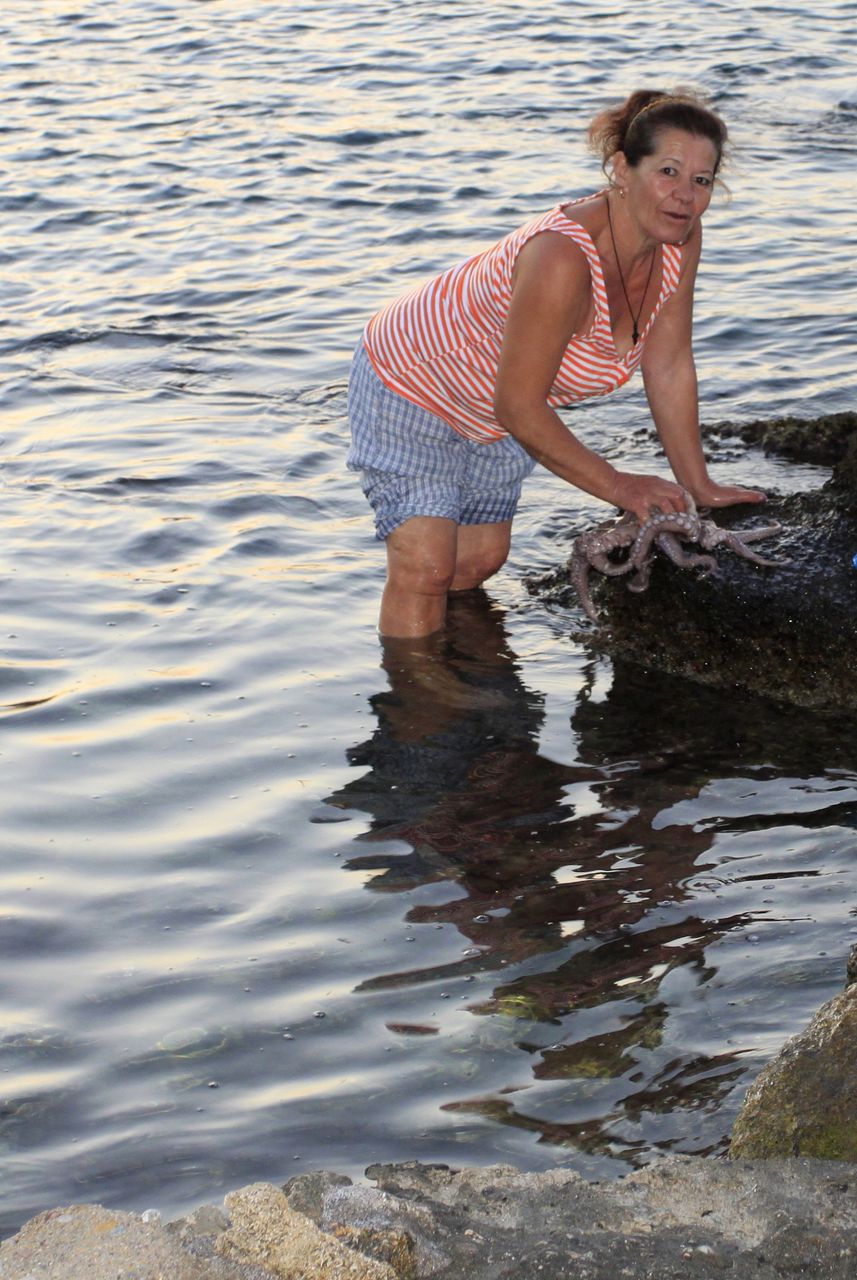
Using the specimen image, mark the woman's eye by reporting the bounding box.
[694,176,713,187]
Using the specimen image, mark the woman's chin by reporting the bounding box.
[660,216,694,243]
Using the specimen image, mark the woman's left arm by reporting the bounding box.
[641,228,766,508]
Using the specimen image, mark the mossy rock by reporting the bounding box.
[832,430,857,501]
[703,410,857,467]
[730,985,857,1159]
[577,486,857,711]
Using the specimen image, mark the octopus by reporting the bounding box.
[570,492,789,623]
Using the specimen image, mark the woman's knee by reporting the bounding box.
[452,551,508,589]
[452,524,511,588]
[389,557,456,597]
[385,518,458,596]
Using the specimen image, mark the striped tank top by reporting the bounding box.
[363,194,683,443]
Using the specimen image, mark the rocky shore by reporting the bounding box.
[3,1154,857,1280]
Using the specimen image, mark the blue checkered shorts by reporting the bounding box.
[347,339,536,541]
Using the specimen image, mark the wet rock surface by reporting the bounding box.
[730,984,857,1161]
[531,413,857,711]
[703,410,857,471]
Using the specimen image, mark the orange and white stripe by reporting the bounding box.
[364,196,683,443]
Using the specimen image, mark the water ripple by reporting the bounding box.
[0,0,855,1237]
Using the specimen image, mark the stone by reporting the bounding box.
[361,1157,857,1279]
[846,941,857,987]
[0,1202,242,1280]
[282,1170,353,1221]
[168,1201,231,1238]
[730,984,857,1159]
[528,414,857,711]
[302,1179,449,1276]
[364,1160,590,1222]
[217,1182,396,1280]
[703,410,857,470]
[5,1159,857,1280]
[329,1226,416,1279]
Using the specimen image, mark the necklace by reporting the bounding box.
[605,197,656,346]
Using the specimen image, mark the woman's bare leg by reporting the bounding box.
[451,521,512,590]
[380,517,512,638]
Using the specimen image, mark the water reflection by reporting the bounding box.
[328,598,857,1165]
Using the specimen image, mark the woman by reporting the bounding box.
[348,88,766,638]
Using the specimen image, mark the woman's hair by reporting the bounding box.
[588,88,728,175]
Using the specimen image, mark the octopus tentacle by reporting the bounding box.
[589,551,638,577]
[626,533,716,593]
[697,522,790,565]
[570,513,642,602]
[628,510,702,570]
[626,556,654,594]
[699,527,790,566]
[570,490,789,624]
[569,552,600,623]
[652,531,718,575]
[730,522,784,542]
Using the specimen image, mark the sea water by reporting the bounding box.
[1,0,856,1233]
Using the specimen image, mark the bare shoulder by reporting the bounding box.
[512,230,591,296]
[558,192,606,234]
[505,230,593,349]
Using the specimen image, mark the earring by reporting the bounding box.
[618,187,626,198]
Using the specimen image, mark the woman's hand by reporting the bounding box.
[610,471,690,523]
[689,478,767,508]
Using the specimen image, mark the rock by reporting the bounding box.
[730,984,857,1159]
[281,1171,353,1222]
[528,413,857,710]
[217,1182,396,1279]
[288,1177,453,1275]
[0,1202,244,1280]
[329,1225,417,1279]
[620,1156,857,1248]
[168,1200,231,1238]
[364,1161,603,1231]
[702,410,857,469]
[361,1157,857,1278]
[534,490,857,712]
[832,427,857,499]
[5,1159,857,1280]
[166,1202,265,1274]
[847,941,857,987]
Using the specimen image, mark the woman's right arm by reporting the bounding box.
[493,233,687,521]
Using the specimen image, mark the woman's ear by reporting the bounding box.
[611,150,629,191]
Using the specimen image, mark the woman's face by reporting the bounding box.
[615,127,719,244]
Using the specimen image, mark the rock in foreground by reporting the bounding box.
[4,1158,857,1280]
[0,1203,227,1280]
[730,984,857,1160]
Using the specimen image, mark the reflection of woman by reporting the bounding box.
[327,597,768,1164]
[333,592,548,851]
[329,595,724,974]
[348,88,765,639]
